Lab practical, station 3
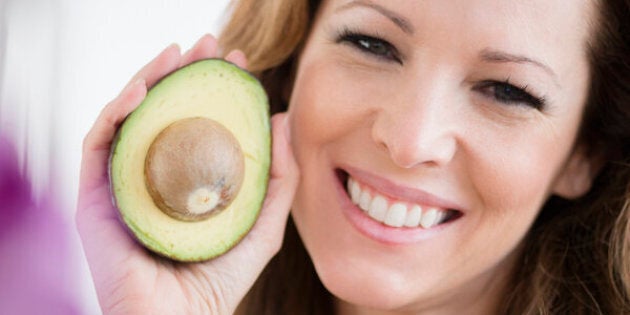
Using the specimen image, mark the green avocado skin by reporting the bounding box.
[109,59,271,262]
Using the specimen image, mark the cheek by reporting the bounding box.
[289,66,335,155]
[287,58,391,281]
[448,115,580,270]
[288,60,374,161]
[287,60,344,238]
[287,46,405,152]
[468,125,570,230]
[483,150,551,209]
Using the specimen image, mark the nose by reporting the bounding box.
[371,75,458,169]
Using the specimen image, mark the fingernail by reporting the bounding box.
[125,79,145,93]
[202,33,216,41]
[167,43,181,51]
[122,80,146,103]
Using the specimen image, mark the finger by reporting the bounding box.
[81,43,182,193]
[84,79,146,152]
[230,113,298,253]
[77,86,157,292]
[79,79,146,199]
[100,43,180,152]
[76,200,145,282]
[127,43,182,89]
[77,55,180,291]
[224,49,248,69]
[251,113,299,247]
[76,186,155,304]
[179,34,218,67]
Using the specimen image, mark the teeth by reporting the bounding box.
[420,208,438,228]
[347,177,451,229]
[368,196,388,222]
[435,210,448,225]
[404,205,422,227]
[359,190,372,211]
[349,179,361,204]
[384,203,407,227]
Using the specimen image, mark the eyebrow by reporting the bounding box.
[480,49,560,87]
[336,0,415,35]
[337,1,560,88]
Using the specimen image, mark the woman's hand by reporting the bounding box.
[76,34,299,314]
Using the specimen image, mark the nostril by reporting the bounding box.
[371,109,458,169]
[389,140,457,169]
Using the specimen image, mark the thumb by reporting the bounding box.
[232,112,299,258]
[255,112,299,249]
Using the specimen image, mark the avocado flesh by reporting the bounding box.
[110,59,270,262]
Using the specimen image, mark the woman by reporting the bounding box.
[77,0,630,314]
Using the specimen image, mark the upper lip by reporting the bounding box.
[341,165,466,213]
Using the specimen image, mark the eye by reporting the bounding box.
[474,80,546,110]
[336,29,402,64]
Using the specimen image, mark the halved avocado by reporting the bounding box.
[110,59,270,262]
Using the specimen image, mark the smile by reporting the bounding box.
[347,177,453,229]
[334,166,464,244]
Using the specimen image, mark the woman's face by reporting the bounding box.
[288,0,595,313]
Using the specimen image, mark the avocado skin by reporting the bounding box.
[109,59,271,262]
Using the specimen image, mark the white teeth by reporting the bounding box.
[349,179,361,204]
[368,196,388,222]
[347,177,452,229]
[347,178,354,202]
[404,205,422,227]
[420,208,439,228]
[435,211,447,225]
[359,190,372,211]
[384,203,407,227]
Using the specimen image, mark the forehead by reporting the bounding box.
[319,0,596,28]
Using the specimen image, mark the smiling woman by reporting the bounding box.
[219,0,630,314]
[263,0,594,311]
[77,0,629,314]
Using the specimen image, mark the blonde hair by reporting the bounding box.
[219,0,310,74]
[219,0,315,114]
[220,0,630,313]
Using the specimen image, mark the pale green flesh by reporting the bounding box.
[110,59,270,261]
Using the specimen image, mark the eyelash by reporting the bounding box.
[473,79,547,110]
[335,28,546,110]
[336,28,403,64]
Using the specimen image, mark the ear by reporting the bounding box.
[552,145,601,199]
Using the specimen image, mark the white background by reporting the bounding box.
[0,0,230,313]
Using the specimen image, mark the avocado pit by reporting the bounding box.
[144,117,245,222]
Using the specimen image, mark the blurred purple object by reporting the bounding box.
[0,136,30,235]
[0,135,80,314]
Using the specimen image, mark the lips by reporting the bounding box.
[347,177,456,229]
[334,167,463,244]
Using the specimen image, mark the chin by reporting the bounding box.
[290,165,463,313]
[316,261,426,312]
